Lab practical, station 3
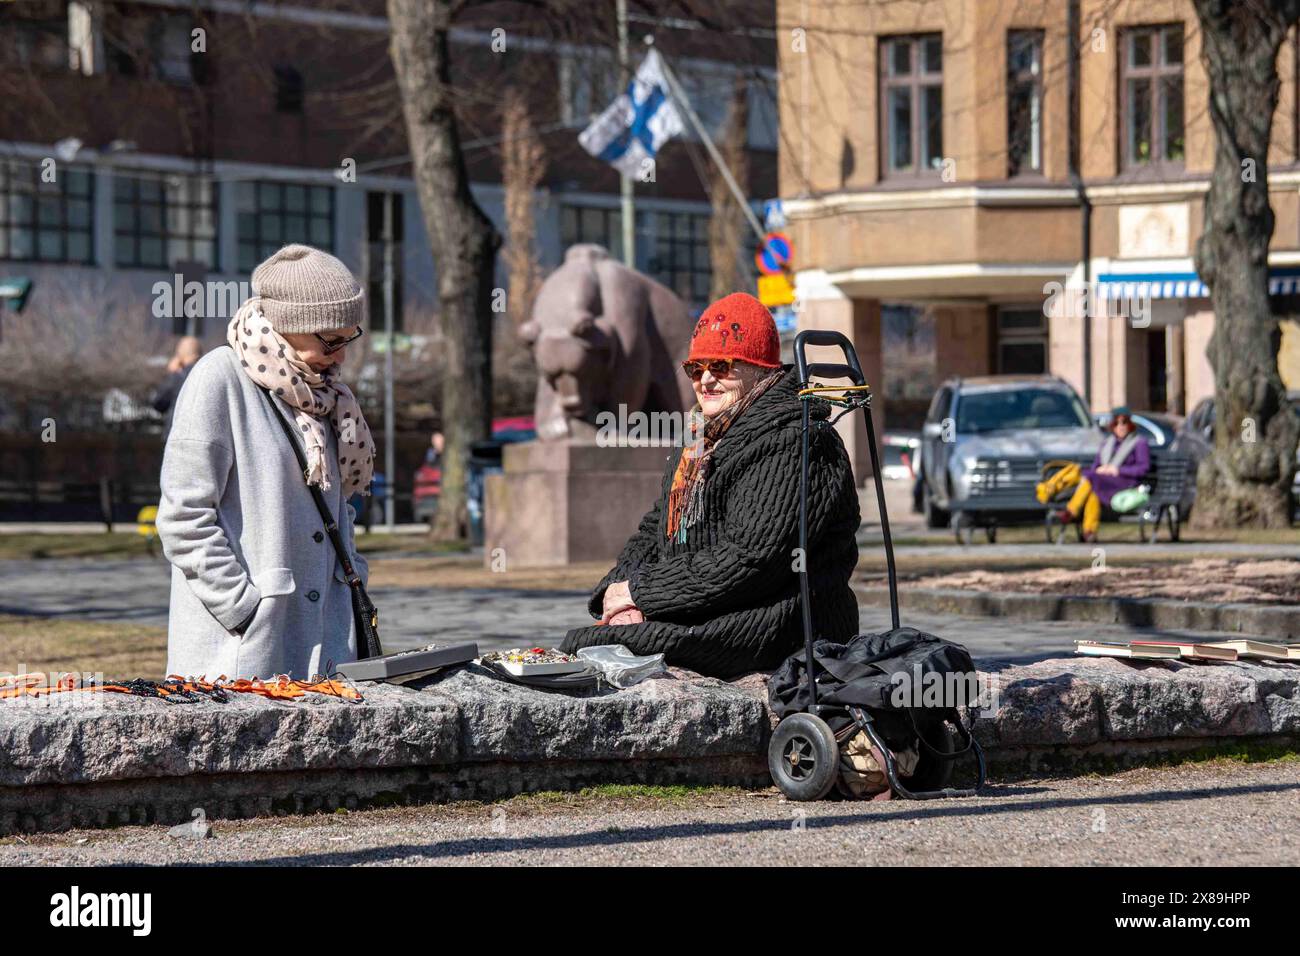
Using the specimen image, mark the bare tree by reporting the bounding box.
[708,74,751,301]
[387,0,502,540]
[501,88,546,329]
[1191,0,1300,527]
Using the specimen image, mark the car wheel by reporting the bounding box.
[923,487,950,529]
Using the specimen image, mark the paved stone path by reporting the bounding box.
[3,760,1296,866]
[0,557,1253,664]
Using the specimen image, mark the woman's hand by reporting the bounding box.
[607,608,645,626]
[601,580,638,623]
[1096,464,1119,477]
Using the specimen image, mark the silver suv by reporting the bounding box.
[917,375,1101,541]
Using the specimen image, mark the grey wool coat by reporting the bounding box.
[157,346,368,680]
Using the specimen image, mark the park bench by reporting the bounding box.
[1044,451,1192,544]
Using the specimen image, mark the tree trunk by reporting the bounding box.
[708,76,751,302]
[388,0,501,540]
[1190,0,1299,527]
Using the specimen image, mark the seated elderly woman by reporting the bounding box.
[1050,406,1151,542]
[560,293,861,679]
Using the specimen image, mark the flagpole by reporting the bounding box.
[654,41,767,247]
[617,0,636,268]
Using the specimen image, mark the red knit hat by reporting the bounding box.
[687,292,781,368]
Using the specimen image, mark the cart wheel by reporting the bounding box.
[769,713,840,801]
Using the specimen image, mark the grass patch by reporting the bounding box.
[354,535,470,557]
[1128,740,1300,770]
[0,533,155,562]
[502,783,747,811]
[0,531,469,563]
[0,614,166,681]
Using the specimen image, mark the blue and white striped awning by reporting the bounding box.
[1096,267,1300,300]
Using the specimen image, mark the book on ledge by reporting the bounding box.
[1074,641,1181,660]
[1130,641,1238,661]
[1204,640,1294,661]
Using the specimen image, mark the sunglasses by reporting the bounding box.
[682,358,737,380]
[315,327,364,355]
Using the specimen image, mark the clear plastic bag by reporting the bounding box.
[575,644,667,688]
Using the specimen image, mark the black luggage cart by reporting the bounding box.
[767,330,987,801]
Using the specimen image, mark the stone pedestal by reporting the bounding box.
[484,440,671,568]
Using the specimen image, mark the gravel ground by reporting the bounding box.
[3,760,1297,866]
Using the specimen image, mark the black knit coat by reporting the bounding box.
[560,366,861,678]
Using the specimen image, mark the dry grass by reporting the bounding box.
[0,614,167,681]
[368,556,606,591]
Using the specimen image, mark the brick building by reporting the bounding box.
[0,0,777,340]
[778,0,1300,475]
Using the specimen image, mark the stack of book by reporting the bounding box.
[1074,640,1300,662]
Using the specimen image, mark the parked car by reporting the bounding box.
[917,375,1102,541]
[881,430,920,482]
[412,417,537,533]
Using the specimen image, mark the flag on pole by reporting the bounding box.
[579,48,684,178]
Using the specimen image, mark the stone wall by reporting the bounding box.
[1,656,1297,833]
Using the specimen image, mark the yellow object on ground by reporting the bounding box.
[136,505,158,538]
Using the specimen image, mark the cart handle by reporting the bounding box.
[794,330,865,387]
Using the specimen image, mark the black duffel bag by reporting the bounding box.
[767,627,980,768]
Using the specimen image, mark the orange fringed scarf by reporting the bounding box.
[665,369,784,542]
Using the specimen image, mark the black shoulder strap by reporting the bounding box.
[259,387,362,584]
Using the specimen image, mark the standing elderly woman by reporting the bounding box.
[560,293,861,678]
[157,244,374,680]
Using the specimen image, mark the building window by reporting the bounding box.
[648,210,711,304]
[880,34,943,177]
[103,7,197,85]
[1122,24,1184,167]
[0,7,69,71]
[236,181,334,273]
[113,171,217,270]
[366,191,404,333]
[274,65,304,113]
[0,159,94,264]
[1007,30,1043,176]
[559,204,712,305]
[560,204,633,264]
[558,54,620,127]
[996,306,1047,374]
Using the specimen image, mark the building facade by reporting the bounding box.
[0,0,777,344]
[779,0,1300,475]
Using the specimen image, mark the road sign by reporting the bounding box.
[758,272,795,308]
[763,199,786,231]
[755,232,792,276]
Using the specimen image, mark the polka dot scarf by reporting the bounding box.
[228,301,375,497]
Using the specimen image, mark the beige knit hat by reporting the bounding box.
[251,244,364,334]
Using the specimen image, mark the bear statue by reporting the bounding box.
[519,244,696,441]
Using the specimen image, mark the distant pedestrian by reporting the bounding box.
[151,336,203,436]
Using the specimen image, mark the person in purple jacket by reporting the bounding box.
[1055,407,1150,542]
